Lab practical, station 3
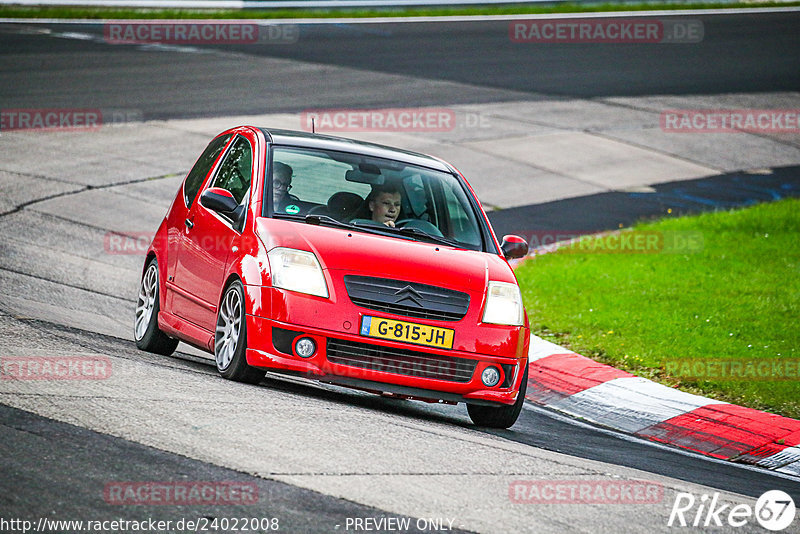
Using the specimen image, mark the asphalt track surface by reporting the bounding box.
[1,11,800,534]
[3,319,799,521]
[0,12,798,118]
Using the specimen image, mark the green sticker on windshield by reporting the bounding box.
[285,204,300,215]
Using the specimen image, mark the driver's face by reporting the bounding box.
[370,192,402,225]
[273,173,291,205]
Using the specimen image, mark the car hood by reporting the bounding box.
[255,218,515,293]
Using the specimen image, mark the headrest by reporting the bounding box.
[328,192,363,218]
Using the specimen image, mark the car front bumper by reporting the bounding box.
[242,282,529,406]
[243,288,528,406]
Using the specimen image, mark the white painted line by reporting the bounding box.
[776,459,800,477]
[1,7,799,25]
[548,376,724,434]
[522,401,800,483]
[758,445,800,474]
[528,334,572,362]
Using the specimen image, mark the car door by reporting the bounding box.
[163,133,232,315]
[171,134,254,331]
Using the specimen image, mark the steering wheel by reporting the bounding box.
[395,219,444,237]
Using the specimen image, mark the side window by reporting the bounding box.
[403,174,429,219]
[442,182,481,247]
[184,134,231,208]
[210,135,252,205]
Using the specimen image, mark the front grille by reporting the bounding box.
[343,275,470,321]
[327,338,477,383]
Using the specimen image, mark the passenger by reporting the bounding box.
[272,162,298,211]
[367,183,402,227]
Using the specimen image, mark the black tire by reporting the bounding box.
[134,258,179,356]
[214,280,265,384]
[467,364,528,429]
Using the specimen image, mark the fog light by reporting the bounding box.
[295,337,316,358]
[481,366,501,387]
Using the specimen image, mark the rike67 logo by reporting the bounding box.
[668,490,796,531]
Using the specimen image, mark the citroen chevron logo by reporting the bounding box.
[394,285,423,307]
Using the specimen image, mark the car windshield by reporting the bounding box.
[268,145,485,251]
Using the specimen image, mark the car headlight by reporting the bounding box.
[267,247,329,298]
[482,281,524,326]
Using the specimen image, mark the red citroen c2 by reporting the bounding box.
[135,126,530,428]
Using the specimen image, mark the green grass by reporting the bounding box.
[1,1,799,19]
[515,198,800,419]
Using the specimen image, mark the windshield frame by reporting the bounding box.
[261,142,498,254]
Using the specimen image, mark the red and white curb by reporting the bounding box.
[526,335,800,476]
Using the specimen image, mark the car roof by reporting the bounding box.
[258,128,453,173]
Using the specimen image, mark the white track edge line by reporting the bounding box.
[521,402,800,484]
[1,7,800,24]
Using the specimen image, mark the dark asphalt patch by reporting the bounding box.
[484,406,800,501]
[0,403,474,534]
[487,165,800,239]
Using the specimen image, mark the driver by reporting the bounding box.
[367,184,402,227]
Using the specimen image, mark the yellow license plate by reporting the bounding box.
[359,316,454,350]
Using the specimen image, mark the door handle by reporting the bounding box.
[184,218,193,229]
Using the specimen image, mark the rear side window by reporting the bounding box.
[184,134,232,208]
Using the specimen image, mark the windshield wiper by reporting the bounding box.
[303,214,353,230]
[348,219,406,237]
[305,215,404,239]
[394,226,460,247]
[300,214,461,247]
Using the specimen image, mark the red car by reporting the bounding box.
[135,126,530,428]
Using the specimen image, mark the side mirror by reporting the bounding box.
[200,187,238,214]
[501,235,529,259]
